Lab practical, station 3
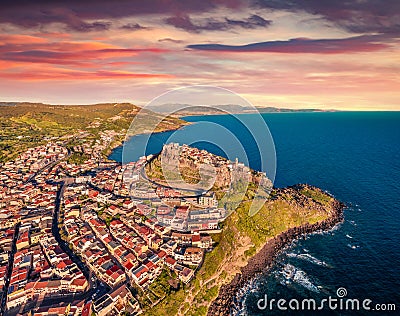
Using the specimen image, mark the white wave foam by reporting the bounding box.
[232,276,260,315]
[280,264,320,293]
[287,252,330,267]
[347,243,360,249]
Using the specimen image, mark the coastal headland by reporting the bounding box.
[0,102,344,316]
[145,145,344,316]
[208,189,344,315]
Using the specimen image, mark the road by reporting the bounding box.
[25,150,71,184]
[139,165,204,197]
[52,178,90,276]
[30,178,110,310]
[2,141,112,314]
[0,223,20,315]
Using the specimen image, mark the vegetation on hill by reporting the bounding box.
[0,102,186,162]
[145,155,202,185]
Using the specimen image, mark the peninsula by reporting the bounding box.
[0,102,344,316]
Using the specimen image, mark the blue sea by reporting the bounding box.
[110,111,400,314]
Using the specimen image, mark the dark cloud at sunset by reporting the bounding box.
[0,0,399,109]
[187,35,390,54]
[165,14,272,33]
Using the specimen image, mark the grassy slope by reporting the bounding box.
[0,102,186,162]
[146,185,337,316]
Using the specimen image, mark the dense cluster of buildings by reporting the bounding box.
[0,143,66,229]
[0,136,258,315]
[0,134,141,315]
[61,179,214,292]
[4,215,88,313]
[0,228,14,304]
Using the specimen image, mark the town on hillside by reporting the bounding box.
[0,130,271,315]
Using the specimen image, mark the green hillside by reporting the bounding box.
[0,102,186,162]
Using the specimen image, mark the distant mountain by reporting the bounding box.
[0,102,19,106]
[256,106,328,113]
[146,103,331,115]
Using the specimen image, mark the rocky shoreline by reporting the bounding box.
[207,195,344,316]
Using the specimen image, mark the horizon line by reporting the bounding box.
[0,100,399,112]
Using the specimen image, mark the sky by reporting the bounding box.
[0,0,399,110]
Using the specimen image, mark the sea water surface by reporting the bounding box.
[110,111,400,314]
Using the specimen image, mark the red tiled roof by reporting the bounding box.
[56,261,67,269]
[192,234,201,242]
[145,261,156,270]
[110,219,123,226]
[111,271,123,281]
[82,302,92,316]
[71,277,87,287]
[124,261,134,270]
[165,256,176,265]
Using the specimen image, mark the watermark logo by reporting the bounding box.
[336,287,347,298]
[257,287,396,312]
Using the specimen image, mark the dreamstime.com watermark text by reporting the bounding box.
[257,287,396,312]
